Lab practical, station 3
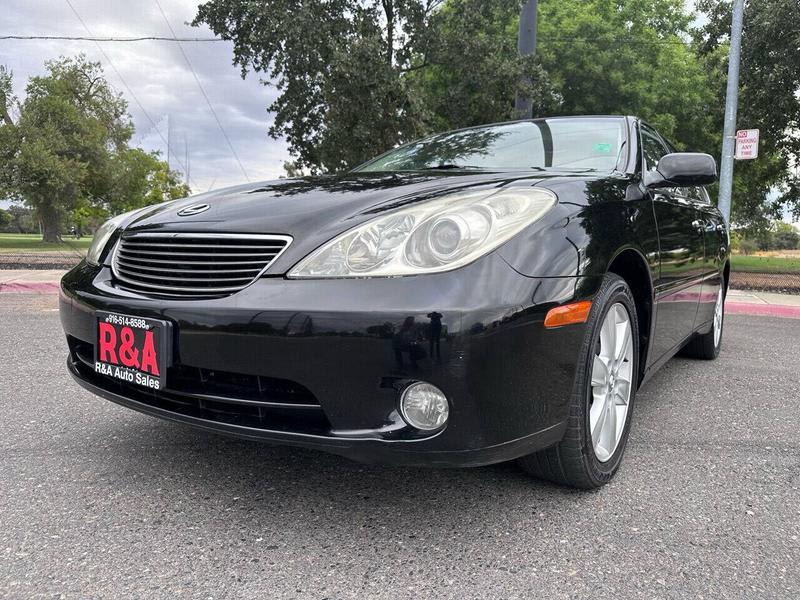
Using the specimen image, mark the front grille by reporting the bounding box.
[111,232,291,298]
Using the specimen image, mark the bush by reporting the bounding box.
[739,238,758,255]
[774,230,800,250]
[729,230,742,252]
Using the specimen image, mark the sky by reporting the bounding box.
[0,0,291,194]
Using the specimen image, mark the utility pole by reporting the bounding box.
[166,114,171,171]
[514,0,538,119]
[185,135,190,185]
[717,0,746,226]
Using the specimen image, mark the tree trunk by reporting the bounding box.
[38,204,62,243]
[382,0,394,65]
[0,90,13,126]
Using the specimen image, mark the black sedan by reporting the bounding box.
[60,116,728,488]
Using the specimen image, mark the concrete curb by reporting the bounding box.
[725,301,800,319]
[0,282,61,294]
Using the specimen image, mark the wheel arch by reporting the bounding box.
[606,247,653,384]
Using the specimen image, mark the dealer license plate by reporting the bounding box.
[94,312,170,390]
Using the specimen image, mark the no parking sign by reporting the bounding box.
[735,129,759,160]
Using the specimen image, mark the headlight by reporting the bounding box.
[288,187,557,278]
[86,202,176,266]
[86,213,127,266]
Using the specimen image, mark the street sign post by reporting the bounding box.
[716,0,745,225]
[735,129,759,160]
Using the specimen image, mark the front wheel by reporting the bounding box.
[518,273,639,489]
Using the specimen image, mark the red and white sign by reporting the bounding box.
[735,129,759,160]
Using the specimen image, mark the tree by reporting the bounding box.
[4,205,37,233]
[531,0,716,153]
[0,208,10,229]
[0,65,15,125]
[104,148,190,215]
[0,55,132,241]
[696,0,800,229]
[193,0,557,173]
[410,0,560,130]
[772,221,800,250]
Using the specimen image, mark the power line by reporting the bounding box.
[153,0,250,182]
[62,0,199,190]
[0,35,224,42]
[0,33,696,47]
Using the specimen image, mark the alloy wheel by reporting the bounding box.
[590,303,634,462]
[713,288,724,348]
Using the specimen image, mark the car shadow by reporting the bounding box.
[86,410,599,534]
[71,357,694,531]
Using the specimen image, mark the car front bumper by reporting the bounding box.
[60,255,600,467]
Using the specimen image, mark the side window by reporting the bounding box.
[640,125,669,174]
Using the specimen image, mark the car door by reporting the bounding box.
[640,124,706,362]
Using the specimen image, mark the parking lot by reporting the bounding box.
[1,293,798,599]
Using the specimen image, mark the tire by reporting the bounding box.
[680,286,724,360]
[518,273,639,489]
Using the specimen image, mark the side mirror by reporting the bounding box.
[648,152,717,188]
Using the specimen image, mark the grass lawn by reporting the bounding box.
[0,233,92,253]
[731,254,800,273]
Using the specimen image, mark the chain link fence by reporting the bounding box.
[729,268,800,293]
[0,249,85,270]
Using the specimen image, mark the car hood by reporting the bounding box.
[123,171,598,273]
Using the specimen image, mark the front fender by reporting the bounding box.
[498,176,655,280]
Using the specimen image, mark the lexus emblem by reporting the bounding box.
[177,203,210,217]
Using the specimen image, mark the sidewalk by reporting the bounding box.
[0,269,66,294]
[726,288,800,318]
[1,269,800,318]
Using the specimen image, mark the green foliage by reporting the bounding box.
[0,65,15,125]
[762,221,800,250]
[411,0,560,130]
[696,0,800,228]
[0,55,190,241]
[194,0,559,172]
[104,147,190,214]
[738,221,800,252]
[739,238,758,256]
[0,208,10,229]
[536,0,715,153]
[1,205,37,234]
[774,229,800,250]
[0,55,132,241]
[738,237,758,255]
[194,0,438,173]
[194,0,797,236]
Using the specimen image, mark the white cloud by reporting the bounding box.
[0,0,290,192]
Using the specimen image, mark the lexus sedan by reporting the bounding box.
[60,116,729,488]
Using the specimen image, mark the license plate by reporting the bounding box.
[95,312,171,390]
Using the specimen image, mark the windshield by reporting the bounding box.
[355,117,626,173]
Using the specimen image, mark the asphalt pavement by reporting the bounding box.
[1,294,798,599]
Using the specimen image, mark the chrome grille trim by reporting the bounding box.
[111,232,292,298]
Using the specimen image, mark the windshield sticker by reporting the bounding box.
[592,143,613,154]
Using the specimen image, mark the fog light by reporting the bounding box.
[400,382,449,431]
